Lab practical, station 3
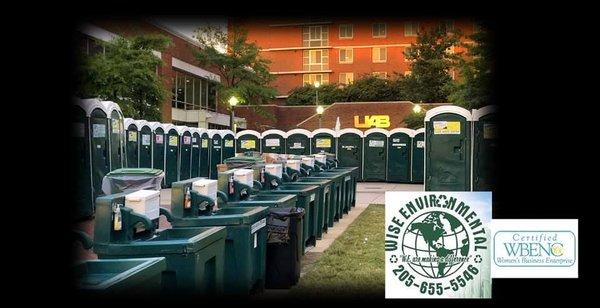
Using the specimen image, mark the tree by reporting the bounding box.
[74,34,171,121]
[194,25,277,109]
[402,109,427,129]
[286,83,344,106]
[447,26,493,109]
[403,24,462,103]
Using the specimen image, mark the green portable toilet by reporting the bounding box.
[164,124,180,188]
[472,105,498,191]
[311,128,337,155]
[124,118,140,168]
[149,122,165,172]
[72,98,104,220]
[102,101,125,171]
[285,128,311,155]
[411,128,425,183]
[235,130,261,153]
[86,99,112,211]
[221,130,236,160]
[200,131,210,177]
[387,128,414,183]
[425,106,472,191]
[137,120,153,168]
[190,128,202,178]
[208,130,222,179]
[336,128,364,180]
[261,129,286,154]
[177,126,193,181]
[363,128,389,181]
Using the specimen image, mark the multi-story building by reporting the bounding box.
[75,19,246,129]
[231,17,479,103]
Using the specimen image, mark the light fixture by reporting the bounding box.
[316,105,324,115]
[228,96,239,106]
[314,81,321,88]
[413,104,422,113]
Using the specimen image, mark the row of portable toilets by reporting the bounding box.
[73,98,497,220]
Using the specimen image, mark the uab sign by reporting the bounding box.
[354,115,391,128]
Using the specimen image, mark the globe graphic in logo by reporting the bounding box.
[402,211,470,279]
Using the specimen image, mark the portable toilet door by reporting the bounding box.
[164,124,180,188]
[137,120,152,168]
[200,131,210,177]
[387,128,414,183]
[411,128,425,183]
[220,130,236,160]
[190,128,202,178]
[208,130,222,179]
[472,105,498,191]
[311,128,337,155]
[285,129,311,155]
[235,130,261,154]
[177,126,193,181]
[150,122,165,172]
[124,118,140,168]
[103,101,125,171]
[72,99,99,219]
[336,128,364,180]
[424,106,472,191]
[363,128,389,181]
[261,129,286,154]
[84,99,111,207]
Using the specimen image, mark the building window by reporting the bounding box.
[373,72,387,79]
[303,74,329,86]
[172,70,217,111]
[372,47,387,63]
[339,24,353,39]
[405,21,419,37]
[372,23,387,38]
[303,49,329,71]
[208,123,229,129]
[404,71,412,76]
[443,19,455,31]
[303,26,329,47]
[339,48,353,63]
[339,73,354,85]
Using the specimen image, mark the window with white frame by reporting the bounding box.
[373,72,387,79]
[171,70,217,111]
[303,26,329,47]
[339,72,354,85]
[303,49,329,71]
[339,48,353,63]
[372,23,387,38]
[303,73,329,85]
[339,24,353,39]
[404,21,419,37]
[372,47,387,63]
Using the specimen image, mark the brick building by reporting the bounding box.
[75,19,245,129]
[230,17,478,102]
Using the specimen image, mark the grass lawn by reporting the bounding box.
[290,204,385,299]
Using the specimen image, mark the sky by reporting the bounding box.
[150,16,228,52]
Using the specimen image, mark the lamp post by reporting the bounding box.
[412,103,422,114]
[316,105,324,129]
[228,96,239,133]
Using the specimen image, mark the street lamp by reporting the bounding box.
[229,96,239,133]
[413,104,422,114]
[316,105,324,128]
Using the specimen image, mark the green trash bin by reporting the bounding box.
[200,131,210,177]
[74,257,166,294]
[472,105,498,191]
[311,128,337,155]
[93,191,227,294]
[235,130,261,154]
[310,169,351,220]
[328,166,359,210]
[387,128,413,183]
[169,178,269,294]
[138,121,153,168]
[285,129,311,155]
[425,106,472,191]
[411,128,425,183]
[124,118,140,168]
[336,129,364,181]
[163,124,180,188]
[261,129,286,154]
[102,101,125,172]
[208,130,223,180]
[177,126,193,181]
[221,130,236,160]
[101,168,164,195]
[363,128,389,181]
[292,177,333,236]
[149,122,165,173]
[190,128,202,178]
